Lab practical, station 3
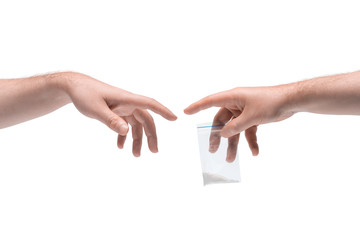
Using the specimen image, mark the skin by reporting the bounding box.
[184,70,360,162]
[0,72,177,157]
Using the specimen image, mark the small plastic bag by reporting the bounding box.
[197,123,241,186]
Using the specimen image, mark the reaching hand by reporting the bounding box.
[184,86,294,161]
[63,73,177,157]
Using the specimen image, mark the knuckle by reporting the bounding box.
[232,120,241,130]
[147,98,157,107]
[108,115,119,130]
[134,110,145,124]
[215,112,229,124]
[131,121,139,128]
[140,111,155,125]
[246,126,257,135]
[206,96,214,105]
[144,111,155,123]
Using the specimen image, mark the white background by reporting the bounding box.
[1,0,360,239]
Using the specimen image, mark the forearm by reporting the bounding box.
[0,73,72,128]
[285,71,360,115]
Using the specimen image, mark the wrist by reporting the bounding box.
[275,82,303,117]
[279,78,322,115]
[43,72,79,104]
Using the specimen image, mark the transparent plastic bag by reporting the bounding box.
[197,123,241,186]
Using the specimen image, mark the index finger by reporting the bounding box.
[128,94,177,121]
[184,91,231,115]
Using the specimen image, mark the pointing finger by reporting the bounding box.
[184,90,232,115]
[127,94,177,121]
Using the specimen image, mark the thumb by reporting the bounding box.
[99,108,129,136]
[221,111,255,138]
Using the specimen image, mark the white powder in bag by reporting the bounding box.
[202,172,238,185]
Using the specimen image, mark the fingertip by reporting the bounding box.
[161,111,177,121]
[252,148,259,156]
[119,124,129,135]
[250,142,259,156]
[184,102,200,114]
[149,142,159,153]
[133,152,141,158]
[184,107,197,115]
[151,148,159,153]
[183,108,190,114]
[209,145,219,153]
[226,156,235,163]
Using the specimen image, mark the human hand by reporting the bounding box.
[59,72,177,157]
[184,86,294,161]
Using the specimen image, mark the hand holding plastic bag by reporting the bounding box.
[197,123,241,186]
